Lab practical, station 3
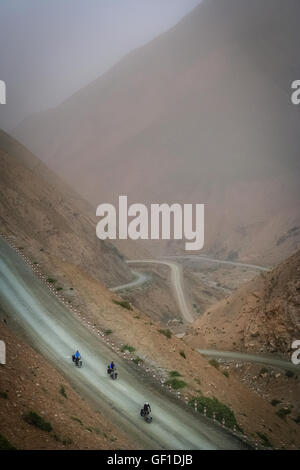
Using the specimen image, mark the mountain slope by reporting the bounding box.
[0,321,133,450]
[187,250,300,356]
[0,129,132,286]
[14,0,300,264]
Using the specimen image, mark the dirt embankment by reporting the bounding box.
[0,129,133,288]
[0,322,133,450]
[189,250,300,356]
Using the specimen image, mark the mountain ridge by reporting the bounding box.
[14,0,300,264]
[0,129,132,286]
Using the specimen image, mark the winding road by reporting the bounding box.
[110,270,150,292]
[198,350,298,373]
[115,257,296,373]
[127,260,194,323]
[0,237,247,450]
[164,255,270,272]
[123,255,269,324]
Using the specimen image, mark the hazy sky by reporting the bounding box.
[0,0,201,131]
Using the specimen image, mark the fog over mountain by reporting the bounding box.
[14,0,300,264]
[0,0,201,130]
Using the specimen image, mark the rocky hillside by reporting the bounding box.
[0,129,132,287]
[14,0,300,264]
[189,250,300,357]
[38,258,300,449]
[0,321,133,450]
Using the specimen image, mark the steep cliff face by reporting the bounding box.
[0,130,132,286]
[190,250,300,357]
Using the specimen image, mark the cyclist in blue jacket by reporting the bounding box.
[74,350,81,365]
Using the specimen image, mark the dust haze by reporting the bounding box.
[0,0,201,130]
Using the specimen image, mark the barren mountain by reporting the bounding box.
[14,0,300,264]
[9,251,298,449]
[0,129,132,287]
[1,135,299,449]
[187,250,300,356]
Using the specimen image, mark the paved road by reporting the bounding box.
[114,255,269,322]
[110,270,150,292]
[164,255,270,272]
[198,349,298,372]
[127,260,194,323]
[0,237,247,450]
